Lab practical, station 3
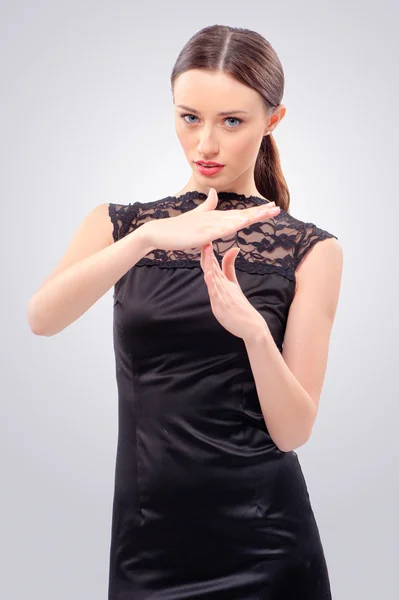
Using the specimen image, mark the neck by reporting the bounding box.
[174,187,266,201]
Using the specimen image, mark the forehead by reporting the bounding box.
[173,69,262,111]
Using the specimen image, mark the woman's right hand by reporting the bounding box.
[142,188,281,252]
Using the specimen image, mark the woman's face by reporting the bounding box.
[173,69,283,194]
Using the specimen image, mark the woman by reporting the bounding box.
[29,24,343,600]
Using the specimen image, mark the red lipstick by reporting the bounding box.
[195,160,224,176]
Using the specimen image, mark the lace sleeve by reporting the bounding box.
[108,202,141,243]
[293,221,338,271]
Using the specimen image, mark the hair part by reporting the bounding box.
[171,25,290,212]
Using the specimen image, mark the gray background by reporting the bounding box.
[2,1,398,598]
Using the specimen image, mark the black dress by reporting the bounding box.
[107,190,337,599]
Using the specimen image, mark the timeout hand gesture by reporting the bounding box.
[143,187,280,252]
[143,187,281,342]
[199,240,270,342]
[197,190,280,342]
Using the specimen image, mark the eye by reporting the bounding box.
[180,114,244,128]
[181,114,199,124]
[224,117,243,128]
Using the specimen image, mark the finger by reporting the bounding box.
[209,247,226,305]
[222,248,240,284]
[201,243,210,272]
[203,243,213,282]
[204,244,218,286]
[250,204,280,223]
[206,245,223,301]
[209,244,224,284]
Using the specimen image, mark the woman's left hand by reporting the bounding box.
[200,242,266,341]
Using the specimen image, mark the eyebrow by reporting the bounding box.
[176,104,249,116]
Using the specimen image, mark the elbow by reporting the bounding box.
[272,394,317,453]
[276,425,314,453]
[278,438,309,453]
[27,298,40,335]
[279,402,317,452]
[29,317,44,336]
[277,437,309,453]
[27,296,47,336]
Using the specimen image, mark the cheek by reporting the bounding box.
[229,130,263,163]
[175,122,192,151]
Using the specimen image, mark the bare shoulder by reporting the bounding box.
[67,201,114,245]
[37,203,114,290]
[96,202,115,245]
[296,236,343,282]
[68,201,115,248]
[295,236,343,315]
[282,236,343,416]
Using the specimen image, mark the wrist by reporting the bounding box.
[243,320,272,347]
[135,222,156,254]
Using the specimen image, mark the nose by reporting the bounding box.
[197,126,219,157]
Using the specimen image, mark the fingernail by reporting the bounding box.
[260,206,279,217]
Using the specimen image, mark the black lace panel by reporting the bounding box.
[108,191,338,283]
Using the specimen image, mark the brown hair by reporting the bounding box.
[170,25,290,213]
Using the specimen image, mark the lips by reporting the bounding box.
[195,163,224,176]
[195,161,224,167]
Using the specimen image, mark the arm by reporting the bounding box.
[243,237,343,452]
[27,204,153,337]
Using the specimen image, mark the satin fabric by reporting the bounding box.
[107,195,333,599]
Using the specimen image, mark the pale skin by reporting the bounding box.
[174,69,343,452]
[32,69,343,452]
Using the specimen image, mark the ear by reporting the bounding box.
[263,104,287,136]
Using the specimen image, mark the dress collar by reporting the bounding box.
[168,190,271,207]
